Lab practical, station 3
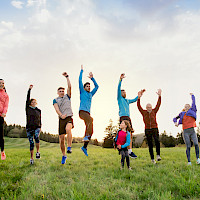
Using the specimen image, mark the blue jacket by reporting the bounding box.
[173,95,197,125]
[117,79,138,117]
[79,69,99,113]
[115,129,131,148]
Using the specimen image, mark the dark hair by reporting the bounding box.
[121,89,125,92]
[122,120,132,132]
[57,87,65,91]
[84,82,90,88]
[30,99,36,104]
[0,79,6,93]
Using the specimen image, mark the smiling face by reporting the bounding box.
[146,103,152,112]
[120,121,127,130]
[184,104,191,112]
[121,90,126,98]
[57,88,65,97]
[30,99,37,107]
[0,79,5,90]
[84,83,90,92]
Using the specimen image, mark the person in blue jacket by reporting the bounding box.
[173,93,200,165]
[115,120,131,170]
[79,65,99,156]
[117,73,144,158]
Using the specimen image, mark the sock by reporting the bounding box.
[128,149,132,154]
[67,147,71,151]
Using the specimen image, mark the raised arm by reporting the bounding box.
[88,72,99,96]
[127,96,138,104]
[79,65,84,93]
[154,89,161,113]
[190,93,197,112]
[62,72,71,98]
[117,74,125,100]
[26,85,32,110]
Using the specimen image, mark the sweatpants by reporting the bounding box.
[119,148,130,168]
[0,117,4,152]
[145,128,160,160]
[79,110,93,148]
[183,127,199,162]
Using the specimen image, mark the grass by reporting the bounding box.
[1,137,200,200]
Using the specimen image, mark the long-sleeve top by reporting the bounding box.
[26,89,41,130]
[115,129,131,148]
[173,95,197,128]
[0,89,9,116]
[79,69,99,113]
[137,96,161,129]
[117,79,138,117]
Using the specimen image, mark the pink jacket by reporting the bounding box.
[0,89,9,116]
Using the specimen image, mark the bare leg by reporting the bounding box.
[66,123,72,147]
[59,134,66,156]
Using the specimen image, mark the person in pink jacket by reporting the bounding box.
[0,79,9,160]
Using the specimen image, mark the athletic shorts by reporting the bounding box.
[59,116,74,135]
[119,116,134,133]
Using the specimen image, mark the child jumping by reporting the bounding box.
[115,120,132,170]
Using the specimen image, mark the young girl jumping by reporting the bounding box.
[115,120,131,170]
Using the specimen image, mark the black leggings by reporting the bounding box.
[79,110,93,148]
[119,148,130,168]
[145,128,160,160]
[0,117,5,152]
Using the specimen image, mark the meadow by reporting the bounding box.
[0,137,200,200]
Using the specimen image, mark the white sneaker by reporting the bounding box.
[187,162,192,166]
[128,167,132,170]
[36,152,40,159]
[157,155,161,161]
[197,158,200,164]
[30,159,34,165]
[151,159,156,164]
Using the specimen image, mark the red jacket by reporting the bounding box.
[137,96,161,129]
[0,89,9,116]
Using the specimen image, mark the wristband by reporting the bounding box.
[65,75,69,78]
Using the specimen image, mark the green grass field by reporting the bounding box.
[1,137,200,200]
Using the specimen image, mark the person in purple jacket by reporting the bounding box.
[173,93,200,165]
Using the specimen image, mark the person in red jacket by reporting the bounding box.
[0,79,9,160]
[137,89,162,164]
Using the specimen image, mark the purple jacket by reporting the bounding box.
[173,95,197,125]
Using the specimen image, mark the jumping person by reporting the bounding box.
[117,73,143,158]
[0,79,9,160]
[137,89,162,164]
[79,65,99,156]
[173,93,200,165]
[26,85,41,165]
[53,72,73,165]
[114,120,131,170]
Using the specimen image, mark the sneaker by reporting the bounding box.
[30,159,34,165]
[83,136,90,142]
[1,151,6,160]
[197,158,200,164]
[156,155,161,161]
[36,152,40,159]
[151,159,156,164]
[129,152,137,159]
[188,162,192,166]
[120,166,124,170]
[67,147,72,154]
[61,155,67,164]
[128,167,132,170]
[81,146,88,156]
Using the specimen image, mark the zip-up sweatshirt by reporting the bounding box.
[115,129,131,148]
[173,94,197,126]
[137,96,161,129]
[26,89,41,130]
[79,69,99,113]
[117,79,138,117]
[0,89,9,116]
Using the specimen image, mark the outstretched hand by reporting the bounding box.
[175,122,178,127]
[120,73,125,80]
[138,89,146,98]
[190,93,193,96]
[88,72,93,79]
[156,89,162,96]
[62,72,68,77]
[29,85,33,90]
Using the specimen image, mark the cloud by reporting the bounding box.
[11,1,24,9]
[27,0,46,8]
[1,21,14,30]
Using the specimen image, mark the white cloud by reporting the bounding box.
[1,21,14,29]
[27,0,46,8]
[11,1,24,9]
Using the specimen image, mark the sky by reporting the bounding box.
[1,0,200,141]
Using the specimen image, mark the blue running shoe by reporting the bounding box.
[129,152,137,159]
[67,147,72,154]
[61,155,67,164]
[83,136,90,142]
[81,146,88,156]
